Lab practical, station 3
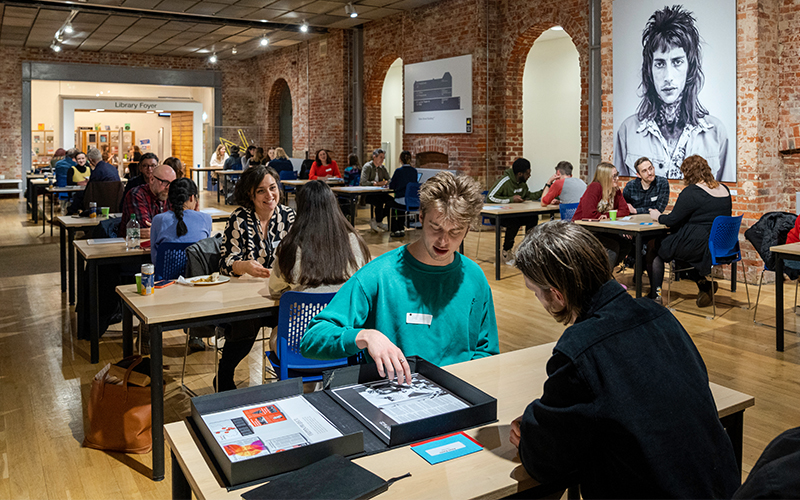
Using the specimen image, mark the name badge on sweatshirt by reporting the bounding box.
[407,313,432,325]
[651,196,658,202]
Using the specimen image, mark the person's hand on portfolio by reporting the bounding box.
[355,329,413,385]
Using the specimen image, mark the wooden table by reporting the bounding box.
[575,214,669,298]
[768,242,800,351]
[215,170,242,204]
[282,178,345,187]
[75,239,150,363]
[117,278,280,482]
[480,202,561,280]
[331,186,391,225]
[191,167,222,192]
[29,178,50,223]
[164,342,754,500]
[44,185,84,235]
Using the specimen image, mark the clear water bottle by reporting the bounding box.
[126,214,141,250]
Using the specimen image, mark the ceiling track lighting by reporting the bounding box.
[209,53,218,64]
[345,2,358,18]
[260,37,269,47]
[50,42,61,52]
[52,10,78,52]
[300,20,309,32]
[231,46,237,54]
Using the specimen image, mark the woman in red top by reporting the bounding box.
[573,162,632,267]
[308,149,341,180]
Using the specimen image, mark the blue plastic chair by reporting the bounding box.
[279,170,298,204]
[154,241,193,281]
[390,182,421,230]
[267,291,348,382]
[559,202,579,221]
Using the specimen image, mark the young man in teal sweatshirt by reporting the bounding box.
[300,172,499,384]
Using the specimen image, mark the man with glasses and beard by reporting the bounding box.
[118,163,176,239]
[614,5,729,181]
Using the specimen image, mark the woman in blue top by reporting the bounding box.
[150,177,213,267]
[388,150,418,237]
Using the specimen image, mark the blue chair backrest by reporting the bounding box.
[154,241,193,280]
[275,291,347,379]
[708,215,743,265]
[279,170,298,181]
[405,182,421,210]
[559,202,579,221]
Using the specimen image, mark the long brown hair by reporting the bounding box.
[276,181,370,287]
[681,155,718,188]
[590,162,619,213]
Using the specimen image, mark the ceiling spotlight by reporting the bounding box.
[260,37,269,47]
[231,46,237,54]
[345,3,358,18]
[300,21,309,33]
[51,42,61,52]
[64,24,73,34]
[209,53,217,63]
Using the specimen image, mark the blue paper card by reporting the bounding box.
[410,432,483,465]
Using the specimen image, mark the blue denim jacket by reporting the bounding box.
[518,280,740,498]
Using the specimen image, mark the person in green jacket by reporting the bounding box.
[300,172,499,384]
[486,158,539,264]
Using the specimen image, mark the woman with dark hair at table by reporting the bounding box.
[388,150,418,237]
[648,155,732,307]
[163,157,185,179]
[49,148,66,172]
[217,165,295,391]
[268,180,370,351]
[150,177,212,267]
[309,148,341,180]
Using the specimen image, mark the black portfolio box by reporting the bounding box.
[190,357,497,488]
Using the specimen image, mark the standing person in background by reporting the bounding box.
[68,151,91,186]
[540,161,587,207]
[361,148,391,233]
[509,221,740,499]
[487,158,539,264]
[150,178,212,269]
[343,154,361,186]
[388,151,418,238]
[268,147,294,174]
[163,157,185,179]
[210,144,228,168]
[573,162,631,267]
[309,149,341,180]
[217,165,295,391]
[126,145,143,180]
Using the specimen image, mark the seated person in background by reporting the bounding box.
[70,147,121,214]
[55,148,78,187]
[268,180,370,352]
[343,153,361,186]
[268,147,294,174]
[150,178,212,267]
[209,144,228,168]
[267,147,277,163]
[241,145,256,169]
[218,165,296,391]
[510,221,740,499]
[487,158,539,264]
[223,145,242,170]
[648,155,732,307]
[387,150,419,237]
[118,163,176,240]
[301,172,499,384]
[68,151,91,186]
[573,162,631,267]
[250,147,266,167]
[540,160,587,207]
[123,153,159,199]
[623,156,670,214]
[309,149,341,180]
[163,157,185,179]
[49,148,66,171]
[361,148,392,233]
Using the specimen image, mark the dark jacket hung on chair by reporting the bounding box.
[744,212,799,280]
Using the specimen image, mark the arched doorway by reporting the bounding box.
[522,27,581,190]
[279,84,293,157]
[381,58,403,172]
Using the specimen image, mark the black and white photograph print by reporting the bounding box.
[613,0,736,182]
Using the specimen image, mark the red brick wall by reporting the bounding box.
[0,45,251,180]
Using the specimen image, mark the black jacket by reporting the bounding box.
[518,280,740,499]
[734,426,800,499]
[744,211,799,279]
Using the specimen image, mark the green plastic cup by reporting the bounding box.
[135,273,142,294]
[609,210,617,221]
[101,207,110,217]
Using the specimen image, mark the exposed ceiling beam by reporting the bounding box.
[1,0,329,35]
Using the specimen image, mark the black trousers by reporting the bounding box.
[389,200,409,232]
[217,314,278,391]
[365,192,393,223]
[500,215,539,251]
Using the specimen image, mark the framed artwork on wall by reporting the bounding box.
[404,54,473,134]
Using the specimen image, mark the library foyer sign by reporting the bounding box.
[112,101,159,111]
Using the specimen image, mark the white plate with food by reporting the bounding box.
[189,273,230,286]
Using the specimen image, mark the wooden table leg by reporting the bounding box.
[150,324,165,481]
[776,255,784,352]
[171,450,191,499]
[59,222,67,293]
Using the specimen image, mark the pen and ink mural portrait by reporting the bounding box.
[613,0,737,182]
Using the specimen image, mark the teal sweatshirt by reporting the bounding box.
[300,245,499,366]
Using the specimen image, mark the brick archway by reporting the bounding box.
[267,78,291,150]
[501,18,589,178]
[364,54,402,162]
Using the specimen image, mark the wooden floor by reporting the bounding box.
[1,190,799,499]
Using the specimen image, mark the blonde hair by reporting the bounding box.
[275,147,288,160]
[419,172,483,229]
[590,162,619,214]
[215,144,225,159]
